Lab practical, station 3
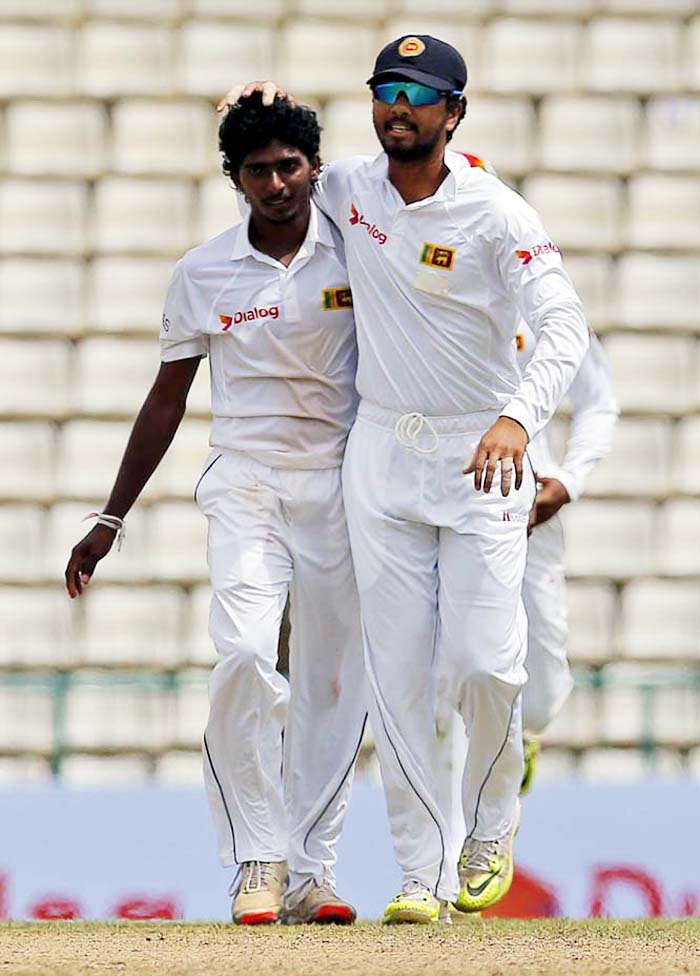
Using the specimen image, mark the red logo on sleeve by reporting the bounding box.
[516,243,560,265]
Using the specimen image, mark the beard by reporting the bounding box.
[374,120,444,161]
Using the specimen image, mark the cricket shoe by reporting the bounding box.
[383,880,441,924]
[455,801,520,914]
[282,880,356,925]
[231,860,287,925]
[520,736,540,796]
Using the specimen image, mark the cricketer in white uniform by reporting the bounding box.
[66,95,365,926]
[308,40,591,919]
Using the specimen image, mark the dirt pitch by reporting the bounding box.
[2,920,700,976]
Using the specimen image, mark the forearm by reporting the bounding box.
[103,394,186,520]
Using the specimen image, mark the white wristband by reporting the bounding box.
[84,512,126,551]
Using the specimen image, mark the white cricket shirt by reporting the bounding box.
[516,322,619,501]
[314,150,590,439]
[160,203,358,469]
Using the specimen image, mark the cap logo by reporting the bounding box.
[398,37,425,58]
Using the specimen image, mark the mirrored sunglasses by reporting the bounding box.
[373,81,462,107]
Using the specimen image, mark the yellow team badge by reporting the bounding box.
[322,287,353,310]
[398,37,425,57]
[420,242,456,271]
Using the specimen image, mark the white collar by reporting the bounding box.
[230,200,335,264]
[367,149,465,204]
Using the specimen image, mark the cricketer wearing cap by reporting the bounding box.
[65,95,365,927]
[223,33,590,922]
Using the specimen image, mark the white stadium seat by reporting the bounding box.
[0,181,88,256]
[521,175,623,252]
[621,579,700,659]
[577,749,646,782]
[93,178,194,255]
[72,336,160,417]
[88,258,174,334]
[112,101,215,177]
[0,340,71,417]
[0,26,73,98]
[0,1,82,18]
[396,0,492,14]
[86,0,184,19]
[60,755,152,786]
[653,688,699,746]
[563,256,614,332]
[453,98,536,177]
[189,0,284,17]
[175,674,210,748]
[601,334,696,414]
[76,23,174,96]
[656,499,700,576]
[0,506,44,583]
[322,100,378,164]
[687,18,700,91]
[584,18,683,93]
[155,751,203,786]
[501,0,595,10]
[479,20,580,94]
[64,681,174,750]
[626,176,700,250]
[55,420,131,499]
[185,584,217,666]
[601,0,697,11]
[674,416,700,494]
[583,419,673,499]
[566,582,617,662]
[644,96,700,171]
[148,502,209,582]
[0,422,55,501]
[614,256,700,331]
[44,502,150,584]
[195,177,242,245]
[0,758,53,785]
[278,22,378,97]
[600,685,645,744]
[0,587,76,668]
[4,102,108,177]
[80,585,184,668]
[0,259,84,334]
[561,500,655,578]
[0,686,55,752]
[300,0,390,17]
[538,95,642,174]
[179,23,275,98]
[543,687,599,746]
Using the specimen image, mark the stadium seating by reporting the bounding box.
[0,587,76,668]
[0,506,44,583]
[175,673,210,748]
[584,18,683,93]
[80,585,184,668]
[674,416,700,493]
[538,96,642,173]
[543,687,599,746]
[278,22,378,96]
[0,422,55,502]
[0,685,55,752]
[195,177,242,244]
[4,102,108,177]
[88,258,175,334]
[645,97,700,171]
[655,500,700,576]
[521,175,623,251]
[44,502,150,584]
[626,176,700,250]
[112,100,215,176]
[621,579,700,659]
[601,334,697,413]
[60,755,152,786]
[179,22,275,97]
[77,22,175,96]
[614,256,700,331]
[87,0,183,19]
[566,582,616,662]
[0,180,88,256]
[155,750,204,786]
[561,500,655,578]
[454,97,536,177]
[561,256,614,332]
[64,680,174,750]
[148,502,209,582]
[322,100,378,163]
[93,178,194,255]
[0,25,73,98]
[72,336,161,417]
[583,419,673,499]
[185,585,217,666]
[480,20,581,94]
[0,259,84,334]
[0,340,71,417]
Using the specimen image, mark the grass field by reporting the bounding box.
[2,920,700,976]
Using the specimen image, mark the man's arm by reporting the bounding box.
[529,333,619,530]
[65,356,201,598]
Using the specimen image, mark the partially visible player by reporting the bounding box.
[437,322,619,863]
[65,95,366,926]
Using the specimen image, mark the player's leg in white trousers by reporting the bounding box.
[342,403,534,902]
[521,515,573,734]
[196,449,366,899]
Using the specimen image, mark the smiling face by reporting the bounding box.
[372,85,461,162]
[235,139,320,225]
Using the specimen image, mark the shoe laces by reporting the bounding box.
[231,861,278,895]
[398,879,433,902]
[461,836,505,874]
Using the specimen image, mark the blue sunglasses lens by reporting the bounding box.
[374,81,447,107]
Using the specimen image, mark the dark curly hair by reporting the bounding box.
[219,93,322,181]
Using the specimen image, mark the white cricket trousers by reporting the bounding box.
[521,515,573,733]
[195,449,367,899]
[437,513,574,867]
[342,402,535,902]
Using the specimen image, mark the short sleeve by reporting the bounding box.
[159,257,209,362]
[313,157,372,228]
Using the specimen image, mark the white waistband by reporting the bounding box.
[356,400,500,435]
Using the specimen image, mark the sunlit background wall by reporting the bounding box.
[1,0,699,789]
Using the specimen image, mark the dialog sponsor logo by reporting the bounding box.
[219,306,280,331]
[322,287,353,310]
[420,241,456,271]
[349,204,387,246]
[516,243,560,266]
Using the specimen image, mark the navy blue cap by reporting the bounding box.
[367,35,467,92]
